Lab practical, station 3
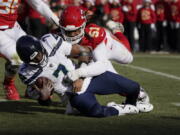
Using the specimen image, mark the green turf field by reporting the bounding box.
[0,53,180,135]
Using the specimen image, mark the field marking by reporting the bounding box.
[122,64,180,81]
[171,102,180,107]
[0,99,8,102]
[134,55,180,59]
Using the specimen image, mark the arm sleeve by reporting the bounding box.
[27,0,59,26]
[77,60,111,77]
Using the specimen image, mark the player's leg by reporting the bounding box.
[87,71,140,105]
[0,23,25,100]
[0,32,21,100]
[69,92,138,117]
[88,71,153,112]
[109,38,133,64]
[92,43,117,73]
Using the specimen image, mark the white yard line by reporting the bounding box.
[171,102,180,107]
[134,55,180,59]
[122,64,180,81]
[0,99,8,102]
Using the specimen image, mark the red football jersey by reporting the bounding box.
[0,0,21,29]
[80,23,131,51]
[80,23,106,50]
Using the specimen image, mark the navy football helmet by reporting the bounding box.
[16,35,48,66]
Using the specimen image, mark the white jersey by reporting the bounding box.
[19,34,75,95]
[19,33,113,96]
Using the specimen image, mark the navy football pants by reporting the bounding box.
[69,71,140,117]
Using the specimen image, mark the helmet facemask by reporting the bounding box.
[60,22,86,44]
[29,47,48,67]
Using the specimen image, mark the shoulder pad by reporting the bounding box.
[85,23,106,45]
[41,34,63,55]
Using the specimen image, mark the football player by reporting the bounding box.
[58,6,132,73]
[57,5,153,113]
[0,0,59,100]
[17,35,153,117]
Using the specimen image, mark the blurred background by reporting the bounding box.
[18,0,180,54]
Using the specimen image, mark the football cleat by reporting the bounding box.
[136,102,154,113]
[136,88,153,112]
[3,81,20,100]
[137,88,150,104]
[107,102,139,116]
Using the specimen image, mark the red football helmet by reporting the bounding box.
[59,6,87,44]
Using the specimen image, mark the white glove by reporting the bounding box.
[102,15,108,21]
[162,21,167,27]
[67,69,81,82]
[151,5,155,11]
[134,27,139,40]
[122,6,129,12]
[175,22,180,29]
[151,23,156,31]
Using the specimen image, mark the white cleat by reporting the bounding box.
[138,89,150,104]
[137,88,154,112]
[107,102,139,116]
[136,102,154,113]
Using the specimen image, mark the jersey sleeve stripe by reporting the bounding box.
[24,68,43,85]
[49,38,62,57]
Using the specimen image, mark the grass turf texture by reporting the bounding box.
[0,53,180,135]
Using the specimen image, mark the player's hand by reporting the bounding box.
[72,79,84,93]
[67,70,80,81]
[34,78,54,100]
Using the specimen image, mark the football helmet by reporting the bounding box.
[16,35,48,67]
[59,6,86,44]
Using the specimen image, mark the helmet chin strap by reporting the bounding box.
[39,54,48,67]
[65,31,84,44]
[29,54,48,67]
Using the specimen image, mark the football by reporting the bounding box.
[35,77,49,88]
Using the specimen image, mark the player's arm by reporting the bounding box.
[70,44,91,57]
[33,77,54,101]
[28,77,54,106]
[19,72,53,105]
[67,60,112,81]
[27,0,59,26]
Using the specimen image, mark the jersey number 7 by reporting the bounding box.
[53,64,68,78]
